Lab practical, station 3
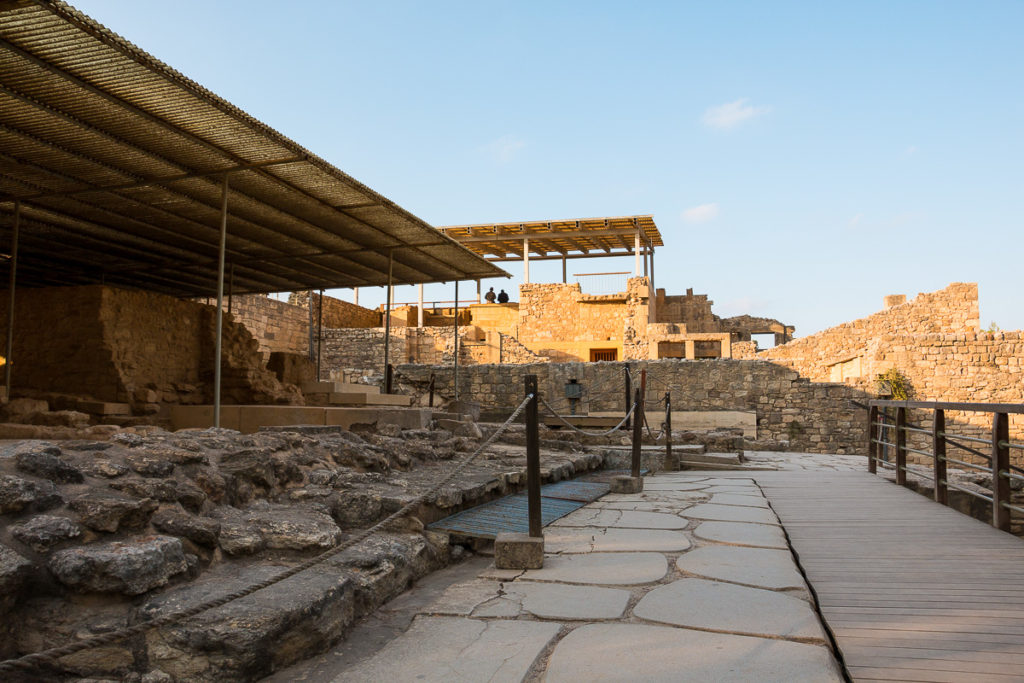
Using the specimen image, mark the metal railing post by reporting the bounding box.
[895,406,907,486]
[868,404,878,474]
[624,366,632,429]
[525,374,542,538]
[933,409,947,505]
[993,412,1010,532]
[665,391,673,470]
[428,373,435,408]
[385,364,393,395]
[631,387,643,479]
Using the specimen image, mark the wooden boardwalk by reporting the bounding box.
[753,470,1024,683]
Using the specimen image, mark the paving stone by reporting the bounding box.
[332,615,561,682]
[682,503,779,525]
[675,545,805,589]
[488,552,668,585]
[694,521,788,548]
[694,478,757,487]
[545,527,691,553]
[709,493,770,508]
[550,508,687,530]
[545,623,842,682]
[704,485,762,494]
[443,580,630,620]
[634,578,826,641]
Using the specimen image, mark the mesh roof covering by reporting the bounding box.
[0,0,508,296]
[439,215,662,262]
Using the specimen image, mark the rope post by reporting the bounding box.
[664,391,674,470]
[868,405,878,474]
[525,374,542,538]
[895,406,907,486]
[428,373,435,407]
[631,387,643,479]
[992,412,1010,532]
[624,366,632,429]
[933,408,947,505]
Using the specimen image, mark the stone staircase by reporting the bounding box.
[300,380,411,407]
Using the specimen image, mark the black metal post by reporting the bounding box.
[933,408,947,505]
[428,373,435,407]
[631,387,643,479]
[453,280,459,402]
[665,391,673,470]
[316,289,323,381]
[993,412,1010,532]
[386,364,394,395]
[895,406,907,486]
[383,250,393,385]
[525,374,541,538]
[868,405,878,474]
[624,366,632,429]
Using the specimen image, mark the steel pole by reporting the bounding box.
[631,387,643,479]
[307,290,314,361]
[453,280,459,402]
[525,374,541,537]
[213,175,229,428]
[4,201,20,399]
[665,391,673,470]
[316,289,324,381]
[417,283,424,327]
[383,250,393,392]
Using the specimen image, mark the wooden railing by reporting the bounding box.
[867,400,1024,531]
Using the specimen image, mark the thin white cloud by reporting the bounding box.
[702,98,771,130]
[848,213,864,228]
[682,202,719,223]
[902,145,918,157]
[480,135,525,163]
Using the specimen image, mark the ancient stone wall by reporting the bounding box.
[288,291,381,329]
[223,294,309,358]
[1,286,299,412]
[319,328,409,380]
[655,288,716,331]
[397,359,869,455]
[758,282,980,381]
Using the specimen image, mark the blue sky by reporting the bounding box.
[73,1,1023,337]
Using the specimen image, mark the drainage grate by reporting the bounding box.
[427,480,609,539]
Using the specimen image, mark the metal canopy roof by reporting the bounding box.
[438,215,663,262]
[0,0,508,297]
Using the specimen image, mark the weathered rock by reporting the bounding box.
[126,453,176,477]
[2,397,49,419]
[87,459,130,478]
[62,440,115,452]
[26,410,91,428]
[216,514,265,556]
[70,491,158,532]
[49,535,188,595]
[219,448,277,489]
[11,514,82,551]
[330,491,385,529]
[245,502,342,551]
[152,508,220,547]
[0,474,63,514]
[109,478,207,512]
[14,442,85,483]
[0,542,33,658]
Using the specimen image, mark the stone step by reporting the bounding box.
[76,400,131,416]
[327,392,411,407]
[300,381,380,395]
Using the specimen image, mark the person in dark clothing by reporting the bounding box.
[497,289,509,303]
[484,286,496,303]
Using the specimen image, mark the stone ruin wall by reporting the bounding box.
[222,294,310,359]
[288,291,382,329]
[1,286,299,412]
[396,359,868,455]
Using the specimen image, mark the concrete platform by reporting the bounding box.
[169,405,432,433]
[300,381,380,395]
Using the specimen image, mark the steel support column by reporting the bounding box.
[523,238,530,283]
[453,280,460,402]
[417,283,424,327]
[213,175,229,428]
[316,289,323,381]
[383,250,393,392]
[4,201,20,399]
[634,231,641,275]
[307,290,314,360]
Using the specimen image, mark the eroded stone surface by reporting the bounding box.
[675,545,805,589]
[514,552,668,585]
[634,578,825,641]
[709,493,770,508]
[694,520,788,548]
[551,508,687,530]
[545,527,691,553]
[11,514,82,551]
[683,503,779,525]
[333,616,561,683]
[545,623,842,683]
[49,535,188,595]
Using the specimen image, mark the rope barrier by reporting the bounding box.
[538,396,636,437]
[0,394,535,676]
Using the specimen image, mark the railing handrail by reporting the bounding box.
[869,399,1024,414]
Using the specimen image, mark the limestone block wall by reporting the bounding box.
[319,328,409,379]
[655,288,717,331]
[223,294,309,358]
[288,291,381,329]
[397,359,870,454]
[1,286,299,411]
[757,282,980,381]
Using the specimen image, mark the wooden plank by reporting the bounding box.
[758,470,1024,683]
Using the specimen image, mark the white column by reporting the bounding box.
[476,279,482,303]
[524,237,530,283]
[353,287,359,306]
[417,283,424,327]
[634,231,641,275]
